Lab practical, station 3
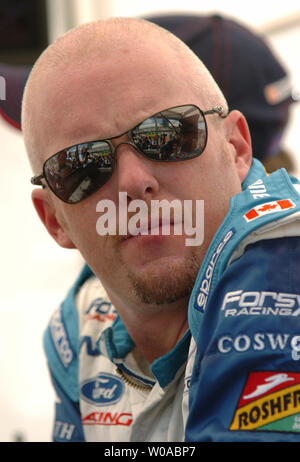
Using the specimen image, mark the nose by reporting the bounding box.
[114,142,160,201]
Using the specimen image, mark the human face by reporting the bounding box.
[32,41,248,308]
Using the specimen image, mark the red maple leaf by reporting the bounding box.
[257,203,278,213]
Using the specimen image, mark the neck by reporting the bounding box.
[106,289,189,364]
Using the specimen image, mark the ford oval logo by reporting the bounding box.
[80,373,124,406]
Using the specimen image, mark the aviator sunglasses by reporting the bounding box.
[31,104,227,204]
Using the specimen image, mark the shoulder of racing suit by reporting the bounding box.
[186,159,300,441]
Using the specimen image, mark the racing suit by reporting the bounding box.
[44,159,300,441]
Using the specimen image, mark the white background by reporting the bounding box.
[1,0,300,442]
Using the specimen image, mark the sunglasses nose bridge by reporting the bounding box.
[113,140,140,157]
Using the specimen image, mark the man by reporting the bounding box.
[22,17,300,442]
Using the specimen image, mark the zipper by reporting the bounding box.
[116,367,153,392]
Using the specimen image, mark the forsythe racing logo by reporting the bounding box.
[230,371,300,433]
[221,290,300,317]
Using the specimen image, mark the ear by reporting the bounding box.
[224,110,252,182]
[31,188,76,249]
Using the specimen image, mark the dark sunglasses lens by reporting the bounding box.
[44,141,113,203]
[131,105,207,161]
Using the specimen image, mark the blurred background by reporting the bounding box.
[0,0,300,442]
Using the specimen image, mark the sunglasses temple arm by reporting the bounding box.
[31,174,44,186]
[204,106,228,118]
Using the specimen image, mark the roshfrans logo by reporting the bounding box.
[80,373,124,406]
[230,371,300,433]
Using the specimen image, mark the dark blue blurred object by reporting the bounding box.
[148,14,297,161]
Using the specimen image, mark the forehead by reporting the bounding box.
[31,38,204,159]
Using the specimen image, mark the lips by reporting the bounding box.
[122,217,183,241]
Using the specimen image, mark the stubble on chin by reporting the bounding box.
[119,250,202,305]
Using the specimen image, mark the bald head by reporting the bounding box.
[22,17,227,173]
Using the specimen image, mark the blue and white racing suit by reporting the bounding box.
[44,159,300,441]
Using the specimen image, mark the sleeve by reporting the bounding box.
[43,266,94,442]
[50,371,85,442]
[186,236,300,442]
[43,298,82,441]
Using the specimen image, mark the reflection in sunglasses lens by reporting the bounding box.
[45,140,114,203]
[131,105,205,161]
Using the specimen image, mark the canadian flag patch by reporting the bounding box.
[244,199,295,222]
